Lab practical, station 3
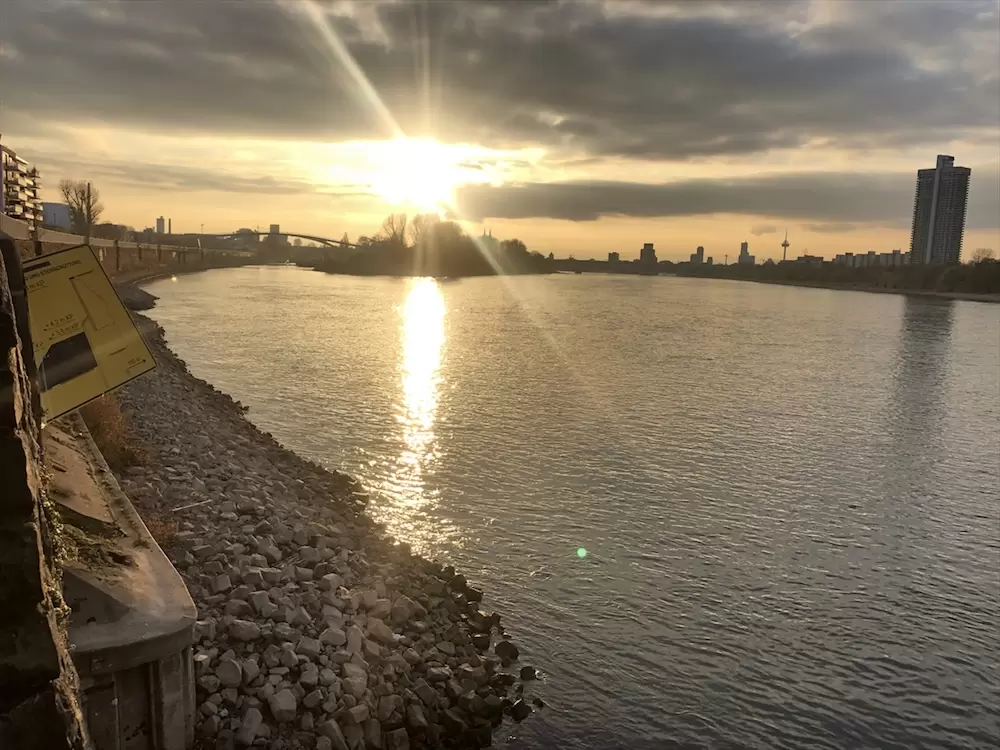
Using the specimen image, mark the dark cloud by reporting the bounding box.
[0,0,996,159]
[751,224,779,236]
[453,165,1000,229]
[37,155,324,196]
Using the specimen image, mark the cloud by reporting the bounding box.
[453,164,1000,228]
[37,155,320,195]
[0,0,996,160]
[803,222,859,234]
[751,224,778,236]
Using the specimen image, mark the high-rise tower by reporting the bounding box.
[910,155,971,265]
[781,230,790,262]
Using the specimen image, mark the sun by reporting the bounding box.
[369,138,461,212]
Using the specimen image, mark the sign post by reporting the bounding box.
[22,244,154,421]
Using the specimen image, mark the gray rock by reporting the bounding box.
[235,707,263,746]
[366,617,395,645]
[426,667,451,683]
[267,688,297,723]
[364,719,382,750]
[242,659,261,685]
[377,695,403,723]
[303,688,324,709]
[370,598,392,619]
[194,619,218,642]
[344,676,367,699]
[406,702,427,729]
[249,591,271,613]
[510,698,532,721]
[297,636,322,660]
[495,640,520,662]
[198,675,221,693]
[319,668,339,686]
[316,737,333,750]
[199,715,221,737]
[300,663,319,688]
[391,595,426,624]
[412,679,437,707]
[320,573,344,591]
[344,723,365,749]
[229,619,262,642]
[346,704,369,724]
[212,574,232,593]
[386,727,410,750]
[346,625,364,654]
[317,719,349,750]
[320,626,346,647]
[216,660,243,688]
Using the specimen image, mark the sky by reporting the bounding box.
[1,0,998,261]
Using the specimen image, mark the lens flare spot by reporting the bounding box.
[576,547,588,559]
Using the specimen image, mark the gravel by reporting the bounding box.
[113,310,538,749]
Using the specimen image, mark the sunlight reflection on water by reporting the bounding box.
[369,277,457,554]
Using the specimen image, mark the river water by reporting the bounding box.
[145,267,1000,750]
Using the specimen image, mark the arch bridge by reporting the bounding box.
[183,231,359,250]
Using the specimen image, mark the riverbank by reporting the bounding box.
[111,288,538,749]
[746,278,1000,303]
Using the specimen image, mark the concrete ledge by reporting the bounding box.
[45,415,196,749]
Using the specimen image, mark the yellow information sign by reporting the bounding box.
[23,244,155,420]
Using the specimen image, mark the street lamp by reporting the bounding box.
[200,223,204,234]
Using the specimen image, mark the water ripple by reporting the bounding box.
[146,269,1000,750]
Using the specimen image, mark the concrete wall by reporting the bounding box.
[4,215,254,281]
[0,237,91,749]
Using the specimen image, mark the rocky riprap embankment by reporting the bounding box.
[114,312,539,750]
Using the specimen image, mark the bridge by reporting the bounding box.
[179,231,359,250]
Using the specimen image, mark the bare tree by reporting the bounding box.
[59,180,104,236]
[970,247,995,263]
[341,232,350,246]
[377,213,409,248]
[408,213,440,248]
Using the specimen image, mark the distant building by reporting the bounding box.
[689,246,705,265]
[910,154,970,264]
[156,216,165,235]
[794,254,824,267]
[42,201,72,230]
[479,228,500,253]
[608,251,620,263]
[1,145,42,228]
[737,240,756,266]
[639,243,657,264]
[706,257,713,266]
[834,250,909,268]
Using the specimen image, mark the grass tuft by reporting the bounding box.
[80,395,150,471]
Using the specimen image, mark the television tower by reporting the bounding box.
[781,229,790,261]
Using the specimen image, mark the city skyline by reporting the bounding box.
[1,0,998,260]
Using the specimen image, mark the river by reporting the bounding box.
[144,266,999,750]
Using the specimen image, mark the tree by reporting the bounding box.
[377,213,409,248]
[59,180,104,235]
[500,238,528,256]
[341,232,350,246]
[970,247,995,263]
[293,238,303,246]
[408,213,439,248]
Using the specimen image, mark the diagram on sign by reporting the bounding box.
[23,244,155,420]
